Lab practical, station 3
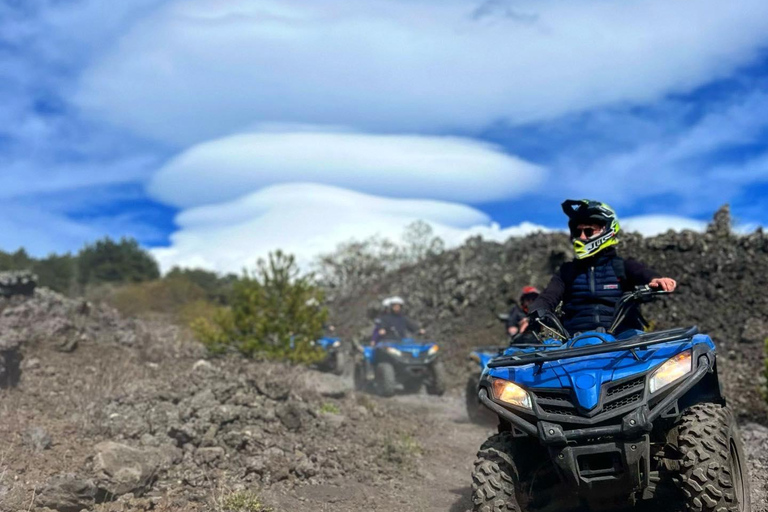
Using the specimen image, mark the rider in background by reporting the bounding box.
[506,286,540,336]
[528,199,676,335]
[372,296,425,343]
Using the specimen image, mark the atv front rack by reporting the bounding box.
[488,326,698,368]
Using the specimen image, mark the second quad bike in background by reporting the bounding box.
[354,338,446,397]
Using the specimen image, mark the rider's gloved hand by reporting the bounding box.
[649,277,677,292]
[526,308,548,331]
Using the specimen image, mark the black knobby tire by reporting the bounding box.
[332,351,346,376]
[674,403,751,512]
[472,432,523,512]
[353,361,368,391]
[0,350,22,388]
[426,360,447,396]
[375,362,397,397]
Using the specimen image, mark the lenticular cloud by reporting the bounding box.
[148,131,544,208]
[150,182,548,273]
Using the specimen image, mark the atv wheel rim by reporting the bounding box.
[730,439,747,511]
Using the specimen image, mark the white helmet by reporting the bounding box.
[382,296,405,309]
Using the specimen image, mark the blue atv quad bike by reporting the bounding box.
[466,346,505,424]
[471,286,751,512]
[310,336,347,376]
[354,339,446,397]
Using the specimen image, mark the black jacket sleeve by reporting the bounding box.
[405,316,420,333]
[528,268,567,314]
[624,258,661,287]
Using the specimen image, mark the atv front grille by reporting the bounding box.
[531,374,648,419]
[603,390,643,412]
[606,376,645,397]
[534,390,579,417]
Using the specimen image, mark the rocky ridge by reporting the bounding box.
[332,205,768,421]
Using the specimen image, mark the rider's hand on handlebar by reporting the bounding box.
[649,277,677,292]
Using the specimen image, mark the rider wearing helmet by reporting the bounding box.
[528,199,677,335]
[506,286,540,336]
[372,296,425,343]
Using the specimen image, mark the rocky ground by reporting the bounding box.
[0,289,765,512]
[0,205,767,511]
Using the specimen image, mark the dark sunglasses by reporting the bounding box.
[571,227,601,237]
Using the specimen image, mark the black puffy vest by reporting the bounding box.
[561,255,627,334]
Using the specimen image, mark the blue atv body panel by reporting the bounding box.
[470,347,505,370]
[364,338,438,363]
[315,336,341,352]
[485,330,715,411]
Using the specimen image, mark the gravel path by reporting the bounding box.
[267,393,768,512]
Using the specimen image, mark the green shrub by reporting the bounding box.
[383,433,423,466]
[319,402,341,414]
[193,251,327,364]
[221,491,272,512]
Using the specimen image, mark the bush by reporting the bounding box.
[97,276,208,319]
[165,266,239,304]
[221,490,272,512]
[383,433,423,467]
[77,237,160,288]
[193,251,327,364]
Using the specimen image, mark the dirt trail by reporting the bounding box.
[265,392,490,512]
[266,389,768,512]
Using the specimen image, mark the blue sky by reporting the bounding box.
[2,0,768,271]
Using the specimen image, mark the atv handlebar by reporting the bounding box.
[608,285,671,334]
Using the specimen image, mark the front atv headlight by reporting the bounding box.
[332,340,342,348]
[427,345,439,356]
[385,347,402,357]
[491,378,532,410]
[649,350,692,394]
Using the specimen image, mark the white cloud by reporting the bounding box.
[149,131,544,208]
[621,215,707,236]
[547,91,768,214]
[77,0,768,146]
[151,183,548,273]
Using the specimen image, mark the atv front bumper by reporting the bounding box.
[479,352,712,444]
[479,353,713,498]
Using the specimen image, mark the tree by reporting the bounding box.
[313,221,445,291]
[77,237,160,288]
[0,248,34,271]
[34,253,77,294]
[165,266,239,304]
[193,251,326,364]
[401,220,445,263]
